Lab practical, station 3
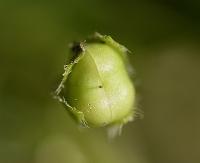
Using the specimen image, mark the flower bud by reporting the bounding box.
[55,33,136,134]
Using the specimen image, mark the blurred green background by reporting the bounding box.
[0,0,200,163]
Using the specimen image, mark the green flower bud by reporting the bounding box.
[54,33,136,135]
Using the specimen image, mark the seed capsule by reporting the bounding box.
[55,33,136,134]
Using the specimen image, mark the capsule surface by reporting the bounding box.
[55,33,136,128]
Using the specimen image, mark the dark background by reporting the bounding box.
[0,0,200,163]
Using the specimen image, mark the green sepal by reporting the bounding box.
[94,32,131,55]
[53,42,89,128]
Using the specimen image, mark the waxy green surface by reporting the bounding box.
[55,34,136,128]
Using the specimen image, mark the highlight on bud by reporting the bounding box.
[54,33,137,137]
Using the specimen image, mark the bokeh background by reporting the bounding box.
[1,0,200,163]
